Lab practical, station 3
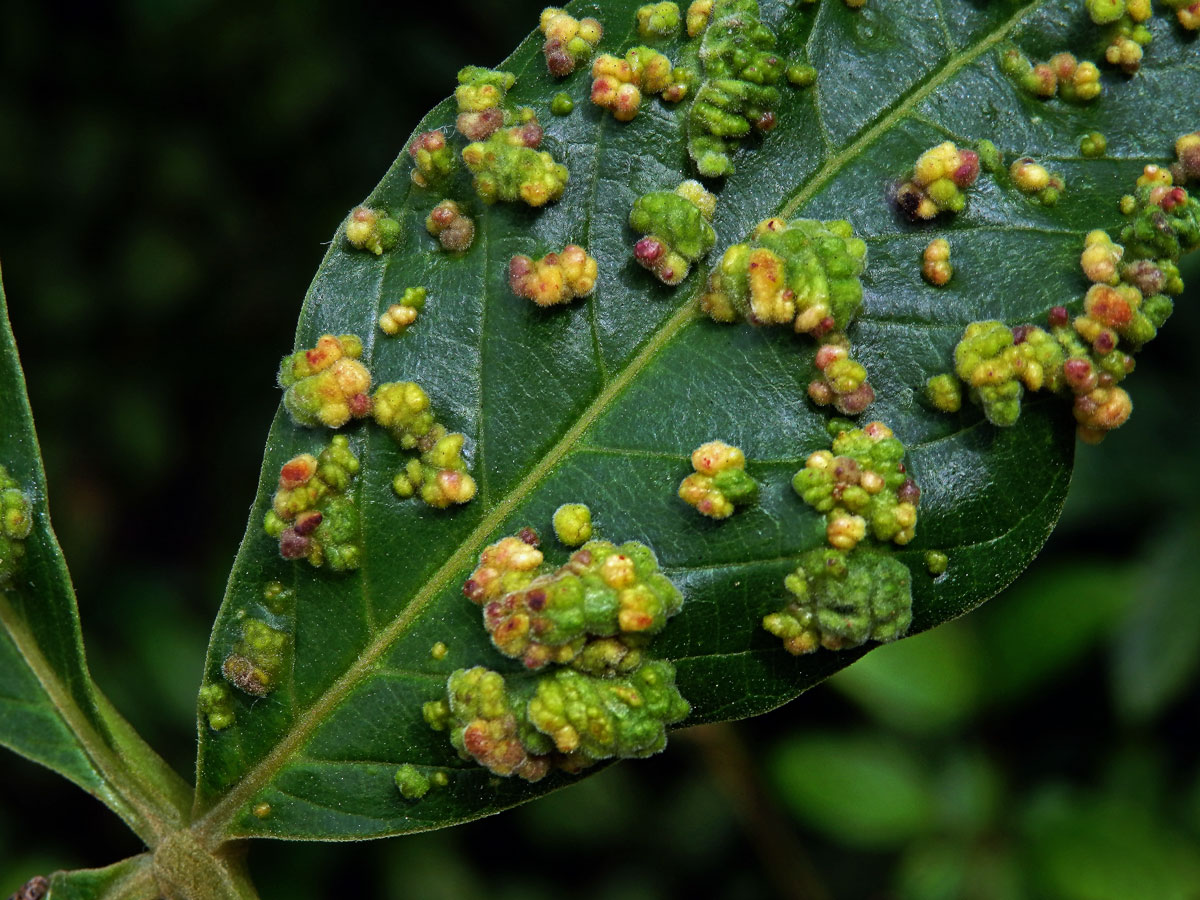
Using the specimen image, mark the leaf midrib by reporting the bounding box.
[192,0,1047,846]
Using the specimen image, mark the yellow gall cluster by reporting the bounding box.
[1074,385,1134,444]
[637,2,681,39]
[372,381,477,509]
[454,66,517,141]
[590,47,683,122]
[425,199,475,253]
[408,130,455,189]
[686,0,713,36]
[379,287,426,336]
[1051,53,1102,102]
[1010,157,1065,205]
[922,238,952,286]
[1137,164,1172,189]
[462,125,568,207]
[442,667,553,781]
[263,435,362,571]
[792,421,920,551]
[508,245,598,307]
[344,206,400,256]
[393,432,478,509]
[463,530,544,605]
[278,334,372,429]
[1080,231,1123,285]
[469,537,683,670]
[1105,36,1144,73]
[379,306,417,335]
[701,217,867,339]
[678,440,758,519]
[1176,2,1200,29]
[808,342,875,417]
[895,142,981,220]
[998,45,1101,101]
[1172,132,1200,184]
[540,7,603,78]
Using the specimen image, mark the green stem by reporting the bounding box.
[683,723,831,900]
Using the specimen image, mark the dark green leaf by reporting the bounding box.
[44,856,156,900]
[1024,790,1200,900]
[1111,517,1200,722]
[0,274,190,842]
[979,559,1135,704]
[768,733,935,849]
[191,0,1197,841]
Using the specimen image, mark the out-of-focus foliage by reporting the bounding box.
[1,0,1199,896]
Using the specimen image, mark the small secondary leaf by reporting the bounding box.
[43,856,156,900]
[0,276,190,844]
[191,0,1197,843]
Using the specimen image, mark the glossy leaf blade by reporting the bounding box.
[0,274,190,842]
[194,0,1196,840]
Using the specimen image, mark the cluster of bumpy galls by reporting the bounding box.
[0,464,33,587]
[462,123,568,208]
[453,66,523,142]
[590,46,690,121]
[464,532,683,671]
[199,582,295,731]
[540,7,603,78]
[637,2,682,38]
[422,528,690,781]
[700,216,874,413]
[278,334,373,429]
[762,547,913,655]
[895,142,981,221]
[344,206,401,256]
[378,287,426,336]
[932,144,1200,443]
[221,618,288,698]
[762,420,919,655]
[808,340,875,417]
[922,238,952,286]
[628,180,717,285]
[686,0,784,177]
[678,440,759,519]
[274,330,478,520]
[391,60,576,261]
[428,666,555,781]
[263,435,363,570]
[1010,157,1066,207]
[997,45,1101,101]
[526,661,691,761]
[372,381,477,508]
[407,131,456,189]
[792,420,919,551]
[425,200,475,253]
[1086,0,1196,74]
[198,682,235,732]
[701,217,867,335]
[508,245,599,307]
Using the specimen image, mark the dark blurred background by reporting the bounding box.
[2,3,1199,898]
